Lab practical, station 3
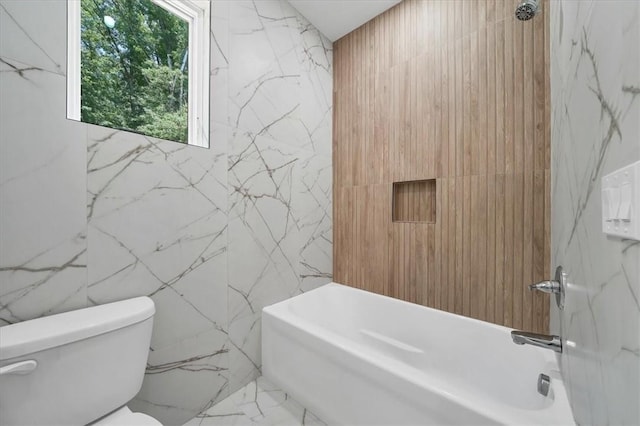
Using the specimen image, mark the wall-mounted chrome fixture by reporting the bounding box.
[537,373,551,397]
[511,331,563,353]
[515,0,540,21]
[529,266,566,310]
[511,266,566,353]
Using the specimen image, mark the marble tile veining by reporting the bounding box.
[550,1,640,424]
[0,0,332,424]
[0,56,87,325]
[225,0,333,393]
[0,1,66,75]
[183,377,327,426]
[86,124,229,349]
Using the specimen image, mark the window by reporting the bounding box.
[67,0,210,147]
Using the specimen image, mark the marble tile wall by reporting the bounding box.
[0,1,332,425]
[0,0,88,327]
[225,0,332,393]
[550,1,639,424]
[86,125,231,423]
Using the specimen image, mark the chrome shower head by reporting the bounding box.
[515,0,540,21]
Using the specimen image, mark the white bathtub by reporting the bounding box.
[262,283,574,425]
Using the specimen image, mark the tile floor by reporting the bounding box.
[183,377,327,426]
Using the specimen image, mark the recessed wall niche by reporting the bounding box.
[392,179,436,223]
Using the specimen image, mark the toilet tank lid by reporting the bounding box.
[0,297,155,361]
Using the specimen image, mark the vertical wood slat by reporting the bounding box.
[434,177,442,310]
[447,178,456,312]
[333,0,550,333]
[463,175,471,317]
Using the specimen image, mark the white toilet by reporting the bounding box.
[0,297,163,425]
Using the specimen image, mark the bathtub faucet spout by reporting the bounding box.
[510,330,562,353]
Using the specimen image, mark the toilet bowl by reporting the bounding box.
[0,297,162,426]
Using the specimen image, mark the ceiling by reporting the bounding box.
[288,0,402,42]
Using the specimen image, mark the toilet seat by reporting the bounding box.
[91,406,163,426]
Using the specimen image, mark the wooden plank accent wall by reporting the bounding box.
[333,0,550,333]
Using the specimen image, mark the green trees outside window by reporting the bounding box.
[81,0,189,143]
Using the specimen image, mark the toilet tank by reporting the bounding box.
[0,297,155,426]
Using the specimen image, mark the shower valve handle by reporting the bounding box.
[528,280,561,294]
[528,266,567,310]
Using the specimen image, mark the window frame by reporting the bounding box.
[67,0,210,148]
